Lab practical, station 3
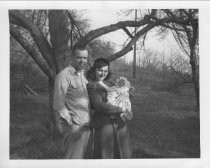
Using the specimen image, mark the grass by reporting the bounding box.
[10,94,63,159]
[129,86,199,158]
[10,66,200,159]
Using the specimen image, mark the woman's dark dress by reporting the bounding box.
[87,81,132,159]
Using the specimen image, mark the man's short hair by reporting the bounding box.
[72,45,88,56]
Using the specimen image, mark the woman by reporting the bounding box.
[86,58,132,159]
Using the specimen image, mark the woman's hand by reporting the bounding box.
[117,106,125,114]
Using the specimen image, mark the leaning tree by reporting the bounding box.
[9,9,198,131]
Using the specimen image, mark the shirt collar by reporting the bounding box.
[69,65,84,76]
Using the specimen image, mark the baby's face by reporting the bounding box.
[117,80,125,87]
[117,79,130,88]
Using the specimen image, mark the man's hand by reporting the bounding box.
[56,114,73,134]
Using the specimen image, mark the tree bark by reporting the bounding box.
[9,10,56,72]
[48,10,70,132]
[191,58,199,112]
[48,78,55,132]
[185,22,199,111]
[49,10,70,73]
[10,25,55,79]
[189,45,199,111]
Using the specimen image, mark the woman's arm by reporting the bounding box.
[87,83,123,114]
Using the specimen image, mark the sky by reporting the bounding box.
[84,9,181,63]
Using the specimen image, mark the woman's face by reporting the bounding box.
[95,66,109,81]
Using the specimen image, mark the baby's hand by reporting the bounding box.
[120,113,127,121]
[124,110,133,120]
[120,110,133,121]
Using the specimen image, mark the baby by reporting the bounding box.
[107,77,133,121]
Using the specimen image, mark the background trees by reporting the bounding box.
[9,9,199,131]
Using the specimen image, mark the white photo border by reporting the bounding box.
[0,1,210,168]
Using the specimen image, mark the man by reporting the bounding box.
[53,46,91,159]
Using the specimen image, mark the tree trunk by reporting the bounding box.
[188,21,199,112]
[48,77,63,133]
[194,76,199,112]
[9,10,56,73]
[49,10,70,73]
[190,50,199,112]
[48,78,55,132]
[48,10,70,132]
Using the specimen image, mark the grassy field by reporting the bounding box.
[129,83,199,158]
[10,67,200,159]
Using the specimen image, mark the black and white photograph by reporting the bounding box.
[0,1,210,168]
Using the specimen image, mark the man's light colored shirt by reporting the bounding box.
[53,66,90,125]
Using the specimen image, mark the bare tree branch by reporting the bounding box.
[162,9,177,18]
[180,9,191,18]
[74,19,149,49]
[171,28,190,57]
[31,10,36,24]
[10,25,55,79]
[9,10,56,72]
[74,16,190,50]
[122,27,134,38]
[107,21,159,62]
[190,9,198,17]
[150,9,157,17]
[67,11,82,38]
[106,16,191,62]
[161,23,185,31]
[175,80,193,86]
[142,30,148,47]
[168,65,189,81]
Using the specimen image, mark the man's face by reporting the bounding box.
[73,49,88,71]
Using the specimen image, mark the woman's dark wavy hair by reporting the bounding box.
[86,58,111,81]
